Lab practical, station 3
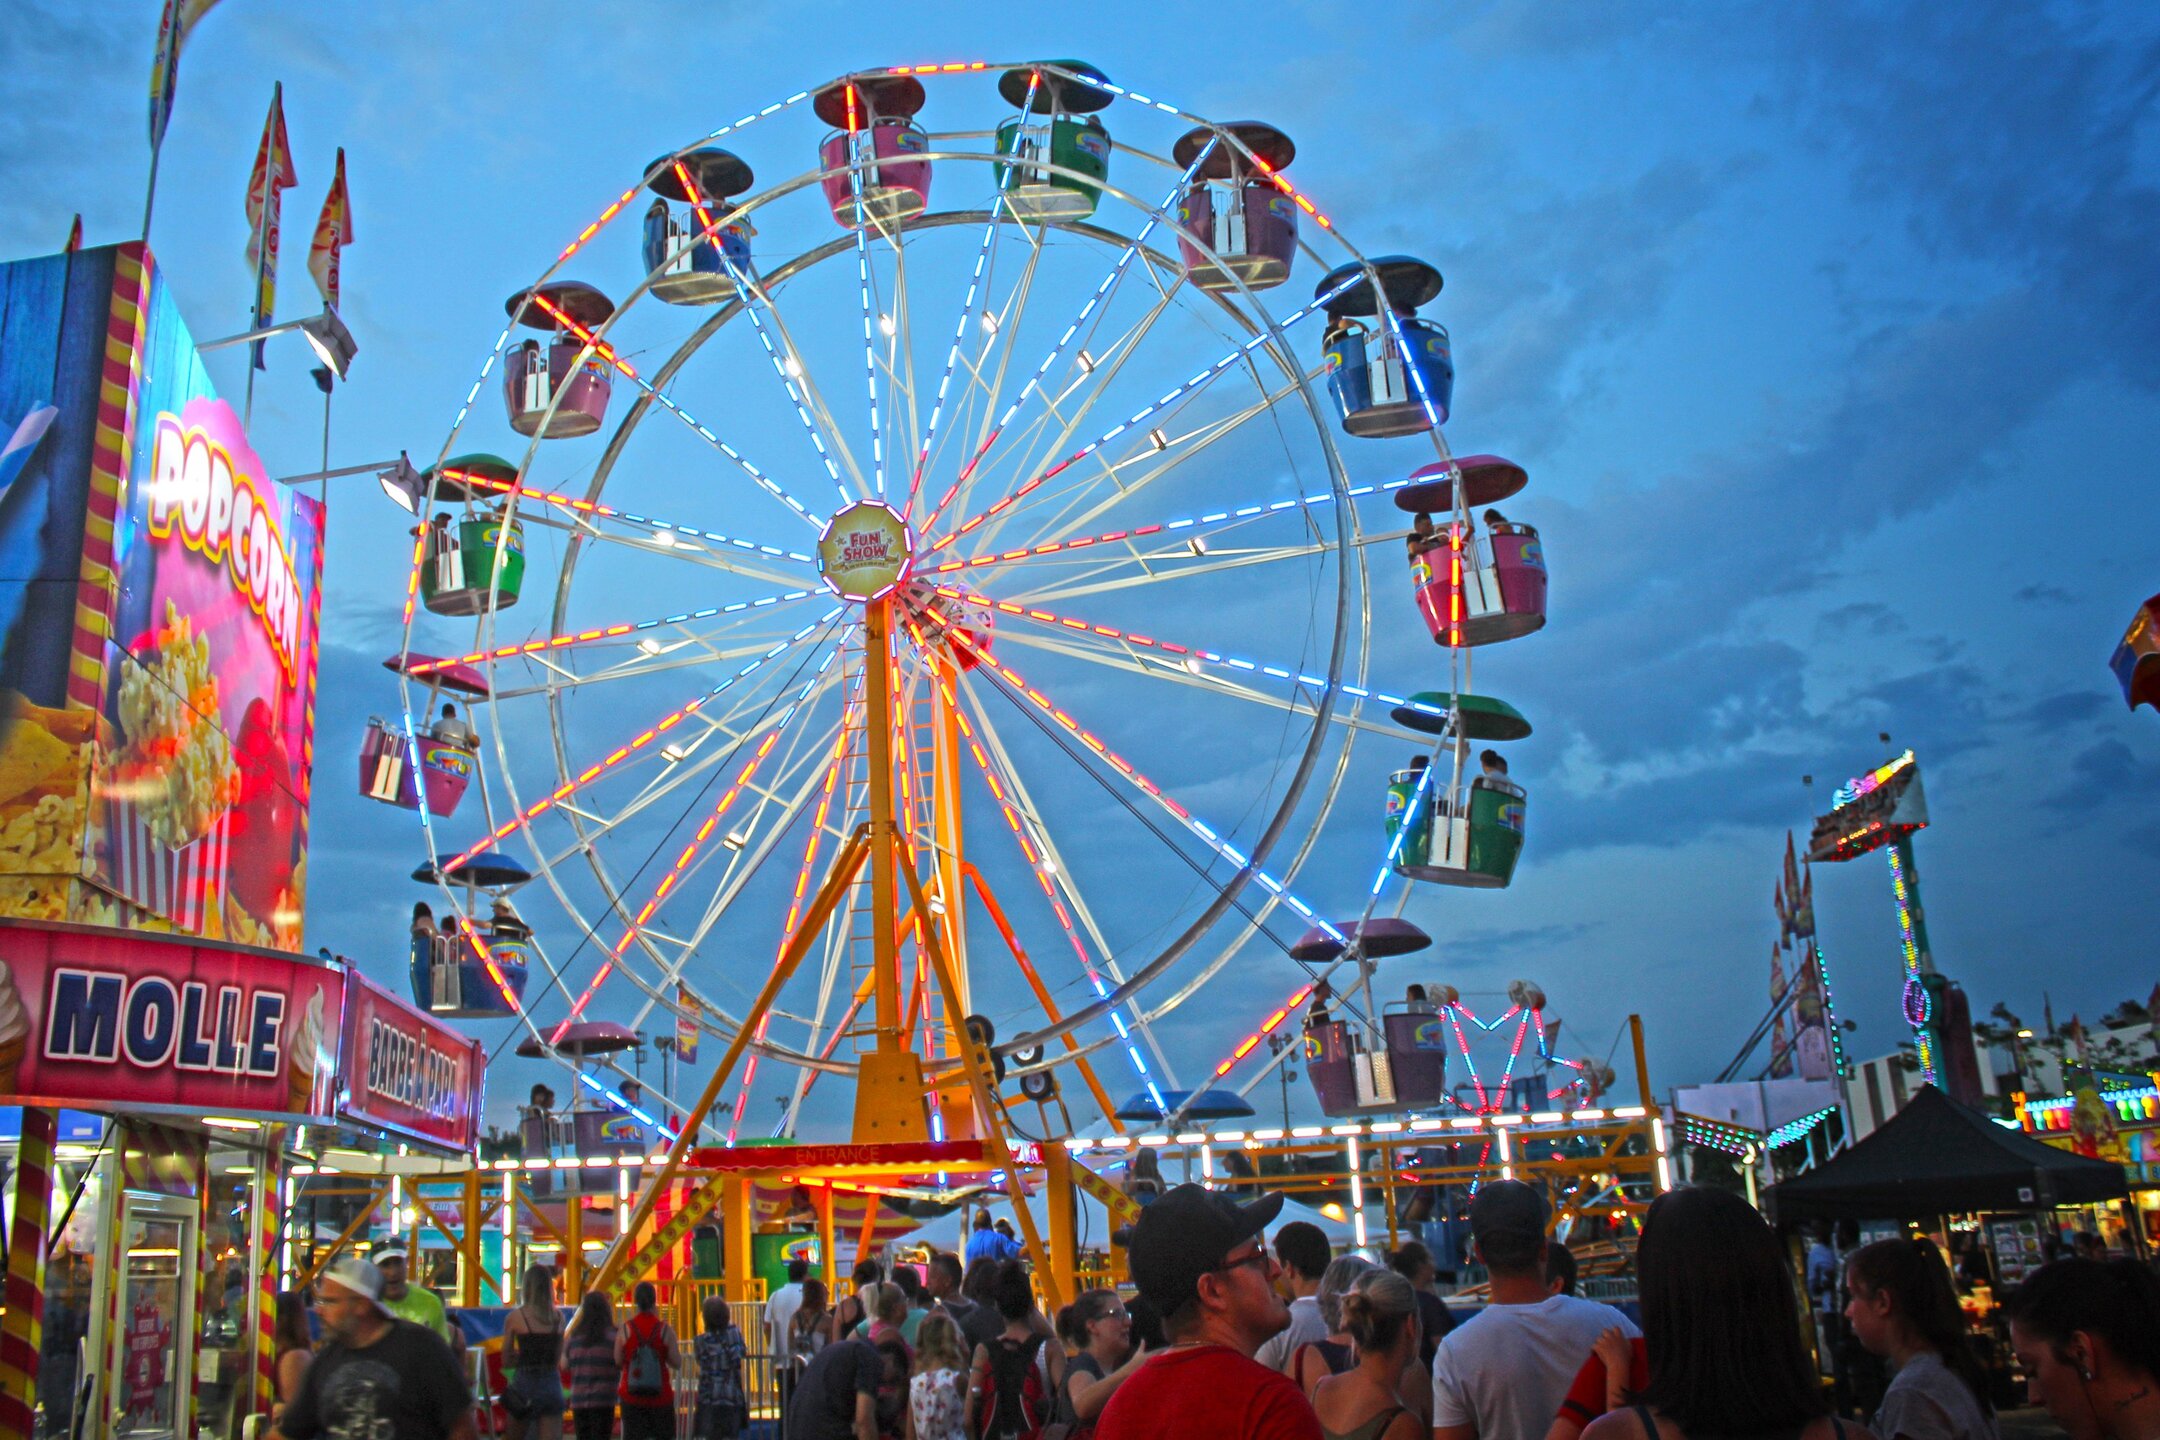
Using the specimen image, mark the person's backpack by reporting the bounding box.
[626,1315,667,1397]
[978,1335,1050,1440]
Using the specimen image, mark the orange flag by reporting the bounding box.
[244,84,298,365]
[307,148,352,309]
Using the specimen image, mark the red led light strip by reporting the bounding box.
[452,912,521,1014]
[1211,982,1319,1080]
[1243,154,1333,232]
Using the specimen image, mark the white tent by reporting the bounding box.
[1269,1196,1363,1251]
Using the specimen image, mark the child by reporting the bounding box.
[907,1313,969,1440]
[1845,1240,1997,1440]
[693,1296,747,1440]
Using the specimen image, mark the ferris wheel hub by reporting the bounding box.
[816,499,916,603]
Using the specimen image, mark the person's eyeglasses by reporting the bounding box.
[1212,1247,1271,1276]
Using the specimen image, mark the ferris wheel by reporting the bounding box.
[370,60,1521,1144]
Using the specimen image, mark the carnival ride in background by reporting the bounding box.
[2112,592,2160,715]
[347,59,1653,1297]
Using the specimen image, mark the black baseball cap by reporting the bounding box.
[1126,1183,1284,1312]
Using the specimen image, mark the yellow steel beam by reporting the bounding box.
[595,826,873,1294]
[898,833,1065,1312]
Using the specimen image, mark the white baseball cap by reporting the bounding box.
[320,1256,391,1315]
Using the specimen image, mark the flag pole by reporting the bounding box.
[142,149,162,242]
[244,227,268,427]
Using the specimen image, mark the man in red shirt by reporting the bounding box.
[1096,1184,1321,1440]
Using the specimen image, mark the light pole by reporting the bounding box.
[1268,1032,1299,1131]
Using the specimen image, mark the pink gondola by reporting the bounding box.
[503,282,616,439]
[815,76,932,230]
[1396,456,1547,647]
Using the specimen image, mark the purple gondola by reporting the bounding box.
[1173,122,1299,293]
[1317,257,1451,438]
[358,717,475,818]
[642,148,757,305]
[1302,1009,1448,1118]
[815,76,931,230]
[503,282,616,439]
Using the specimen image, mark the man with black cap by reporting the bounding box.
[1096,1184,1321,1440]
[1429,1180,1636,1440]
[272,1256,473,1440]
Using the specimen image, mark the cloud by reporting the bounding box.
[2014,583,2076,606]
[1818,602,1907,639]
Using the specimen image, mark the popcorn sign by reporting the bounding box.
[103,316,324,951]
[145,413,304,685]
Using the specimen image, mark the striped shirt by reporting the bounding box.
[565,1327,620,1410]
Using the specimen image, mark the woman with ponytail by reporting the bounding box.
[1843,1240,1996,1440]
[2002,1258,2160,1440]
[1310,1269,1424,1440]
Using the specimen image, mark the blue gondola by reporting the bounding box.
[642,149,757,304]
[409,921,528,1019]
[1317,257,1453,438]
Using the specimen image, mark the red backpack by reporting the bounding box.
[977,1335,1050,1440]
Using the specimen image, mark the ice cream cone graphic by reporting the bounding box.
[0,965,28,1095]
[285,988,324,1115]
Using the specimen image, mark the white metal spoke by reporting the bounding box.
[960,687,1184,1090]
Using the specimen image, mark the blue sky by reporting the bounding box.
[4,2,2157,1139]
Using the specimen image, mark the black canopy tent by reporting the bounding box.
[1769,1085,2128,1222]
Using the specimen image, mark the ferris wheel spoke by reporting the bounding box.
[904,172,1017,512]
[923,269,1172,546]
[950,628,1343,952]
[943,227,1050,501]
[619,693,853,1050]
[853,221,890,495]
[722,265,861,504]
[983,355,1318,561]
[520,286,829,530]
[455,610,842,873]
[892,615,1166,1109]
[516,508,813,594]
[948,589,1451,735]
[883,233,926,491]
[489,624,826,702]
[539,671,845,869]
[966,287,1185,556]
[914,140,1220,537]
[927,277,1350,557]
[994,628,1408,745]
[413,588,818,678]
[442,465,816,571]
[926,475,1409,583]
[550,644,843,1042]
[957,685,1185,1095]
[719,686,860,1141]
[1014,535,1372,605]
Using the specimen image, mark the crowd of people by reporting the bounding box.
[243,1185,2160,1440]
